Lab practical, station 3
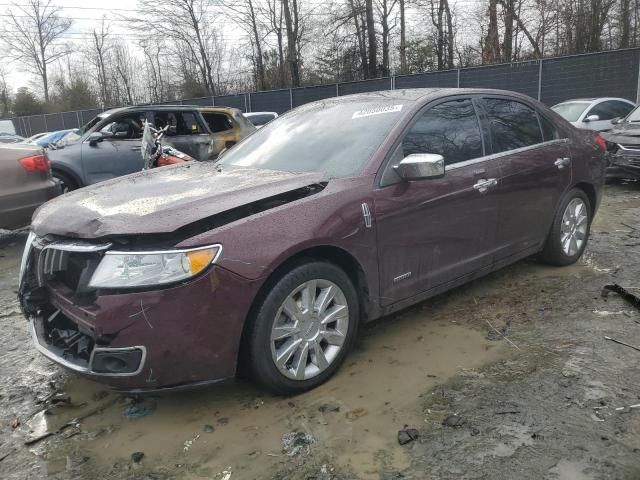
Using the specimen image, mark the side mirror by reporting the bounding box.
[584,114,600,123]
[611,117,621,125]
[88,132,104,146]
[393,153,445,181]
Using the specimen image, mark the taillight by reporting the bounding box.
[594,133,607,152]
[18,154,50,172]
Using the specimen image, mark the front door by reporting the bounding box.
[477,97,572,259]
[374,98,503,305]
[82,111,148,185]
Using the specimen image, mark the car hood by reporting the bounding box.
[601,122,640,145]
[32,163,326,239]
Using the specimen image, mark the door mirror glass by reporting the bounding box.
[584,114,600,123]
[88,132,104,146]
[611,117,622,125]
[393,153,445,180]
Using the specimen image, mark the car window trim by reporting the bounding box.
[448,138,569,171]
[375,94,486,189]
[87,111,150,143]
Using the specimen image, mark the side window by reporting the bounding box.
[203,113,234,133]
[402,99,483,165]
[610,101,635,119]
[380,98,483,187]
[588,101,631,121]
[154,112,202,135]
[482,98,542,153]
[100,112,147,140]
[539,114,560,142]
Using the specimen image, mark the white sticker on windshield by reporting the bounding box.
[352,104,403,119]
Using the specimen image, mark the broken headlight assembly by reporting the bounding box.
[88,244,222,289]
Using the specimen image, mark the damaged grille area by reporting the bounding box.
[36,310,96,369]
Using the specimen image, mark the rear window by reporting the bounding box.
[247,113,276,126]
[153,111,203,135]
[482,98,542,153]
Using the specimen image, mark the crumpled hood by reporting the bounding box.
[32,163,325,239]
[601,122,640,145]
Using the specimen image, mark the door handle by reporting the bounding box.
[131,146,141,152]
[554,157,570,169]
[473,178,498,194]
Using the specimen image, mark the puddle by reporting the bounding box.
[46,308,507,479]
[547,459,594,480]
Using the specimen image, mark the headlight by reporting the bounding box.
[89,244,222,289]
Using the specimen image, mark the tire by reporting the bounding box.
[52,170,79,193]
[539,188,591,266]
[244,260,359,395]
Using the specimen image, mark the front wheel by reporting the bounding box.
[244,261,359,395]
[539,188,591,266]
[52,170,78,193]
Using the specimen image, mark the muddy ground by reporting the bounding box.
[1,183,639,480]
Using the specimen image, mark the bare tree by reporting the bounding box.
[0,68,11,117]
[377,0,398,76]
[282,0,302,86]
[1,0,71,102]
[365,0,377,77]
[85,18,112,108]
[399,0,407,73]
[129,0,219,95]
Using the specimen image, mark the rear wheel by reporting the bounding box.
[52,170,78,193]
[245,261,358,395]
[539,188,591,266]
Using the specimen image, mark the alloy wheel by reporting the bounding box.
[270,279,349,380]
[560,197,588,257]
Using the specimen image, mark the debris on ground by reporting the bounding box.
[615,404,640,413]
[203,424,215,433]
[131,451,144,463]
[318,403,340,413]
[183,434,200,452]
[601,284,640,311]
[397,426,420,445]
[345,407,367,420]
[281,431,315,456]
[217,417,229,425]
[124,398,157,418]
[10,417,20,429]
[442,414,466,427]
[604,336,640,353]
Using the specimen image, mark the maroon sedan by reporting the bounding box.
[19,89,606,394]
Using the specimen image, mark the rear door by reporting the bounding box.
[81,111,149,185]
[478,96,572,259]
[201,112,241,159]
[151,110,210,160]
[374,97,503,305]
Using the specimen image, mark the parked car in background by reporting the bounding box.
[0,135,25,144]
[19,88,606,394]
[0,120,17,136]
[244,111,278,128]
[0,144,60,229]
[46,105,255,192]
[601,104,640,181]
[552,97,636,131]
[26,132,51,143]
[31,129,78,148]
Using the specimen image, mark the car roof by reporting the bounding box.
[101,105,240,115]
[556,97,635,104]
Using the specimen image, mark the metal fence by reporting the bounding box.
[10,48,640,137]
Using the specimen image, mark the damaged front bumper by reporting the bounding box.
[19,235,260,392]
[606,144,640,180]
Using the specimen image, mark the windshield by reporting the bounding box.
[551,102,590,122]
[220,100,406,177]
[627,105,640,122]
[78,114,108,136]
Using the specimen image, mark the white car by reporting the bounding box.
[244,111,278,128]
[552,97,636,132]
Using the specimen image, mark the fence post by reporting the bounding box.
[335,83,339,97]
[244,94,248,112]
[537,58,543,101]
[457,69,461,88]
[43,114,48,132]
[289,88,293,110]
[636,52,640,103]
[76,111,81,129]
[211,96,215,106]
[390,76,394,90]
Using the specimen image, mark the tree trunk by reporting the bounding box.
[445,0,454,68]
[248,0,266,90]
[282,0,300,87]
[365,0,377,78]
[620,0,631,48]
[349,0,368,78]
[483,0,500,63]
[503,0,514,62]
[399,0,406,74]
[381,0,390,76]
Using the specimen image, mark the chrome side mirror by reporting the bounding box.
[584,114,600,123]
[611,117,621,125]
[393,153,445,181]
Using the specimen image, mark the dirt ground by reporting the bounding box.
[1,182,640,480]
